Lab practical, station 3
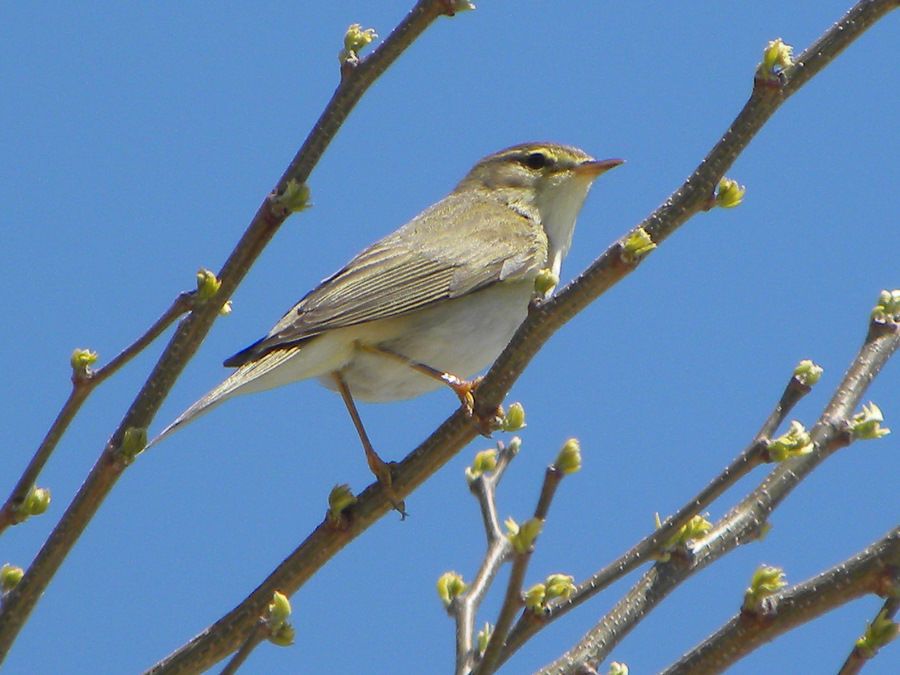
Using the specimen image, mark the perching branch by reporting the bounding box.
[473,0,899,414]
[0,0,457,664]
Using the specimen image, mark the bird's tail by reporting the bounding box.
[147,345,304,449]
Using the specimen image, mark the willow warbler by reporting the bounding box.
[153,142,622,502]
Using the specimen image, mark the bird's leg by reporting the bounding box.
[356,343,497,436]
[333,372,406,517]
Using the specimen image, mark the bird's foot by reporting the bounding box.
[366,449,407,519]
[441,374,500,436]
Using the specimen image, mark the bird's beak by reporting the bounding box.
[574,158,625,177]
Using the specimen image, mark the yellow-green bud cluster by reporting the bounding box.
[871,289,900,323]
[855,608,898,657]
[501,402,526,432]
[621,227,656,261]
[793,359,823,386]
[465,449,498,482]
[328,484,357,522]
[554,438,582,475]
[505,517,543,554]
[273,180,311,214]
[16,485,51,521]
[119,427,148,464]
[339,24,378,64]
[757,38,793,79]
[545,573,575,604]
[852,402,890,440]
[655,513,712,560]
[715,177,745,208]
[476,622,493,655]
[523,583,546,612]
[70,348,99,374]
[525,574,575,613]
[436,571,467,607]
[767,421,813,462]
[534,268,560,296]
[743,565,786,610]
[195,268,221,300]
[1,564,24,592]
[266,591,295,646]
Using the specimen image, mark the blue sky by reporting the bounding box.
[2,3,898,673]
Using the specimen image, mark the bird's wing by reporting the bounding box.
[224,195,547,367]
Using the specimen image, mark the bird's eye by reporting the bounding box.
[524,152,549,170]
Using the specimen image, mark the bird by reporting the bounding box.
[151,142,622,506]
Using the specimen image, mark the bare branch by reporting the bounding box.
[0,291,193,533]
[497,364,813,662]
[474,462,565,675]
[453,540,510,674]
[469,440,518,545]
[136,2,897,672]
[0,0,454,664]
[539,305,899,673]
[663,528,900,674]
[837,596,899,675]
[218,622,266,675]
[472,0,899,415]
[453,447,514,673]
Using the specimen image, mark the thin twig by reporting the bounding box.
[0,0,453,665]
[837,596,899,675]
[452,445,515,674]
[663,528,900,675]
[92,292,196,385]
[475,553,530,675]
[0,292,193,534]
[454,542,510,674]
[539,312,899,673]
[218,621,267,675]
[469,441,517,545]
[498,367,810,662]
[474,465,564,675]
[472,0,899,415]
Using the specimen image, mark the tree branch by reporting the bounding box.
[140,2,897,672]
[837,596,899,675]
[0,291,193,533]
[663,528,900,674]
[539,306,899,673]
[474,0,898,416]
[218,621,266,675]
[474,463,565,675]
[451,442,517,674]
[0,0,455,664]
[497,364,813,663]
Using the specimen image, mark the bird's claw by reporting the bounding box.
[442,375,498,437]
[366,451,407,518]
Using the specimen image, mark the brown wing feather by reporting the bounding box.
[224,193,547,367]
